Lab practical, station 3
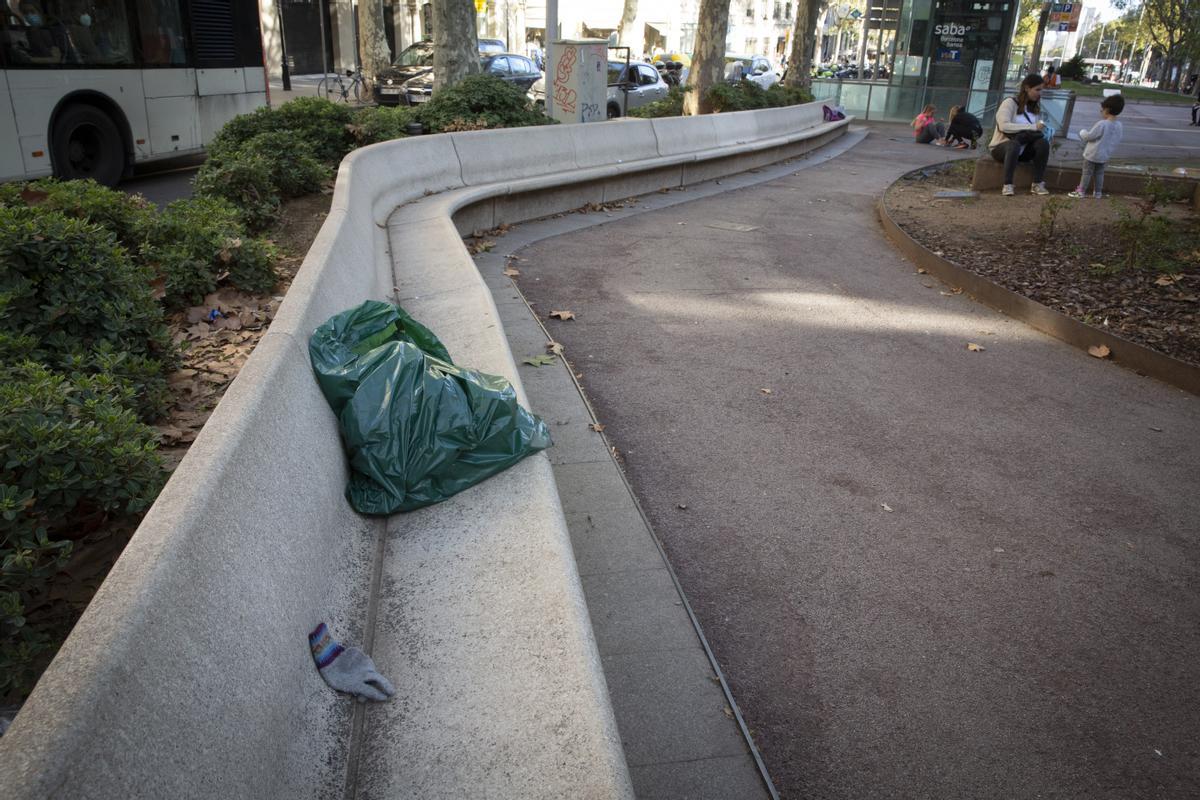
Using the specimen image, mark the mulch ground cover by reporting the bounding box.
[885,162,1200,367]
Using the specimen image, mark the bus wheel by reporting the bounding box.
[51,105,125,187]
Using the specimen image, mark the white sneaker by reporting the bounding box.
[1031,182,1050,196]
[1067,189,1084,198]
[1002,184,1015,196]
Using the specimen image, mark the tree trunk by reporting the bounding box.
[684,0,731,115]
[357,0,393,101]
[432,0,481,92]
[783,0,820,88]
[617,0,639,51]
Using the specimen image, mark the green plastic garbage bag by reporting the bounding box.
[310,300,552,514]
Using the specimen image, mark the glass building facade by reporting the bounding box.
[813,0,1022,125]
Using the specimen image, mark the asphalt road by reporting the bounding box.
[120,164,196,207]
[514,127,1200,799]
[1069,99,1200,162]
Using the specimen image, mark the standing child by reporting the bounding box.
[1070,94,1125,198]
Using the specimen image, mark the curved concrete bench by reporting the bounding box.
[0,102,849,799]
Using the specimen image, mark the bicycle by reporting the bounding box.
[317,67,366,104]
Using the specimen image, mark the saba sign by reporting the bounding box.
[934,21,971,62]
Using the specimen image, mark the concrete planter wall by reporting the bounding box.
[972,156,1200,210]
[0,103,848,799]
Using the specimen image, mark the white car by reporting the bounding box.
[529,60,669,119]
[725,55,779,89]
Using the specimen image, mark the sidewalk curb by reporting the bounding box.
[876,183,1200,396]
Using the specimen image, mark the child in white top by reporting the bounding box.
[1070,94,1125,198]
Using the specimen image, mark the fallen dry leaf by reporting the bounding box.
[966,343,985,352]
[19,187,48,205]
[916,268,928,274]
[502,267,520,277]
[1154,274,1182,287]
[1088,344,1111,359]
[186,306,214,324]
[589,422,605,432]
[214,314,243,331]
[881,503,894,512]
[549,310,575,320]
[546,341,564,355]
[759,387,773,394]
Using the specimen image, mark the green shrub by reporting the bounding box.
[763,82,814,107]
[0,361,164,698]
[144,196,277,306]
[272,97,357,163]
[1114,178,1200,271]
[0,181,23,207]
[706,80,814,113]
[193,151,281,232]
[627,82,811,118]
[628,86,689,118]
[208,96,355,165]
[240,130,329,197]
[0,206,174,418]
[0,178,152,252]
[419,75,554,132]
[207,129,330,200]
[350,105,419,146]
[706,79,769,112]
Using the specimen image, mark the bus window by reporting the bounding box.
[134,0,186,66]
[1,0,132,65]
[67,0,133,64]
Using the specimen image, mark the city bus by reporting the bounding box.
[1,0,267,186]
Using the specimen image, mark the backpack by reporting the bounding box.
[823,104,846,122]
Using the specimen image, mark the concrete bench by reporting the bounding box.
[0,102,849,799]
[972,155,1200,209]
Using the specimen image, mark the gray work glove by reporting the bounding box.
[308,623,395,702]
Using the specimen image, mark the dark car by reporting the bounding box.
[375,45,542,106]
[375,41,435,105]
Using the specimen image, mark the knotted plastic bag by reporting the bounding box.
[310,300,551,514]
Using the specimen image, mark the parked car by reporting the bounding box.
[528,60,669,118]
[478,38,506,55]
[724,55,778,89]
[375,43,541,107]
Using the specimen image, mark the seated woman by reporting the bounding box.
[988,74,1050,196]
[911,104,947,145]
[945,106,983,149]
